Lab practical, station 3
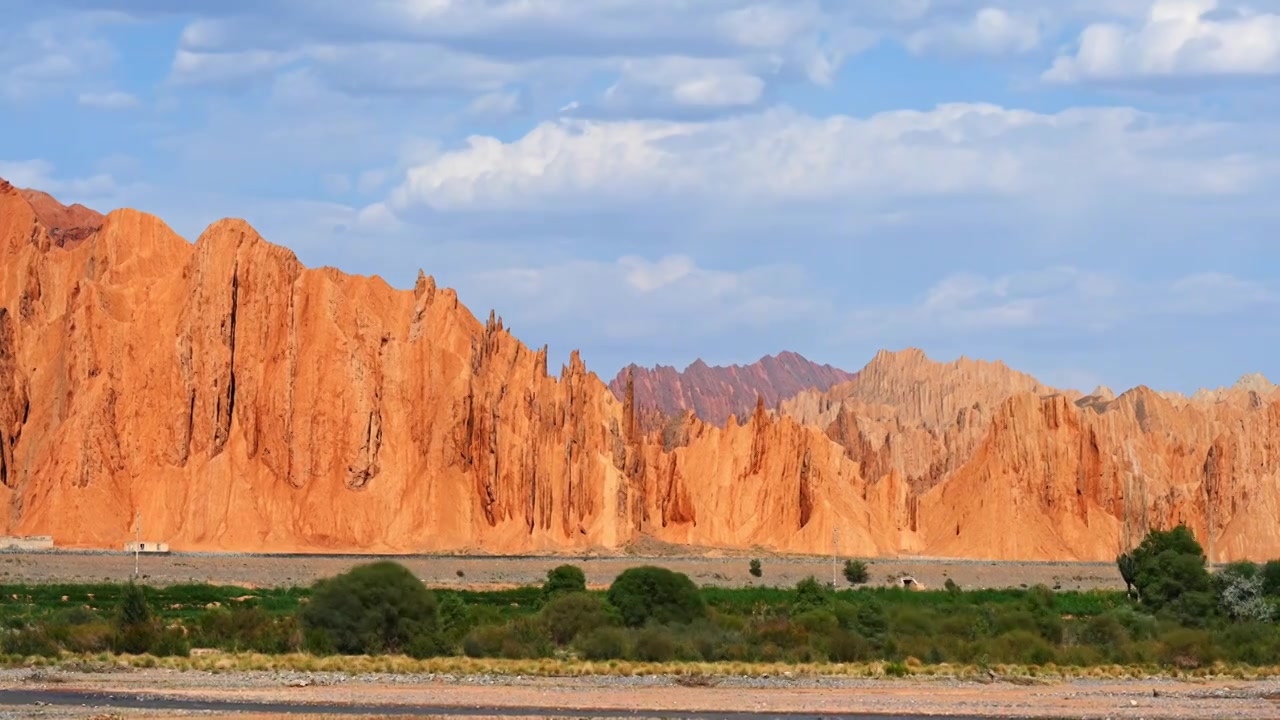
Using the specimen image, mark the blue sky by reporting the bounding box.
[2,0,1279,395]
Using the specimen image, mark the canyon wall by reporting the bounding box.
[2,179,1279,560]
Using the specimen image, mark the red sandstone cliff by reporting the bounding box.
[2,179,1279,561]
[608,353,856,427]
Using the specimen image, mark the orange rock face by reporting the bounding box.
[2,179,1279,561]
[608,352,856,428]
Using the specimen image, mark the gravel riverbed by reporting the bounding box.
[1,666,1276,719]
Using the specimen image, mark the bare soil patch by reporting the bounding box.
[4,552,1123,591]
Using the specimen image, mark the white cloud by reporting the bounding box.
[467,89,524,118]
[1045,0,1280,83]
[846,266,1275,341]
[155,1,888,116]
[78,90,138,109]
[0,13,118,101]
[386,103,1278,212]
[1167,272,1277,314]
[586,56,771,116]
[461,253,820,345]
[906,7,1041,56]
[0,159,127,201]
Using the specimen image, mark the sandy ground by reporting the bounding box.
[1,668,1277,719]
[2,552,1124,591]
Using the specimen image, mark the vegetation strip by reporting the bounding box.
[2,526,1277,676]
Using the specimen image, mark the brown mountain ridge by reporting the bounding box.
[2,178,1279,561]
[608,352,856,428]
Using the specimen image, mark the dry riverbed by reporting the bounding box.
[1,667,1277,719]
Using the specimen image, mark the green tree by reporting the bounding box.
[543,564,587,597]
[1261,560,1280,598]
[298,561,441,657]
[749,559,762,578]
[1129,525,1215,624]
[1117,552,1138,597]
[606,566,706,627]
[793,576,829,613]
[843,559,869,585]
[114,581,155,654]
[118,581,151,627]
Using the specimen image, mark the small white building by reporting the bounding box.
[0,535,54,551]
[124,541,170,554]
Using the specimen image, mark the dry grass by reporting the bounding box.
[17,652,1280,683]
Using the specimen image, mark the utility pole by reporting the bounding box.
[831,527,839,587]
[134,510,141,579]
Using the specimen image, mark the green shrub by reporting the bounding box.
[606,566,706,627]
[749,559,762,578]
[437,593,470,648]
[1216,563,1274,622]
[791,609,838,636]
[633,626,677,662]
[499,616,553,659]
[1,627,58,658]
[298,561,440,656]
[462,625,506,658]
[541,592,615,645]
[543,565,587,597]
[827,630,871,662]
[792,577,829,613]
[843,560,869,585]
[114,623,156,655]
[577,626,629,660]
[195,606,299,654]
[118,581,151,627]
[61,622,114,654]
[1261,560,1280,597]
[848,601,888,644]
[150,627,191,657]
[1160,628,1217,669]
[1079,613,1130,647]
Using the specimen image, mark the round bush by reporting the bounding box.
[543,564,587,596]
[298,561,440,657]
[606,566,706,628]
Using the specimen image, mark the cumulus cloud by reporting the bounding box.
[1045,0,1280,83]
[461,253,822,349]
[386,103,1278,212]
